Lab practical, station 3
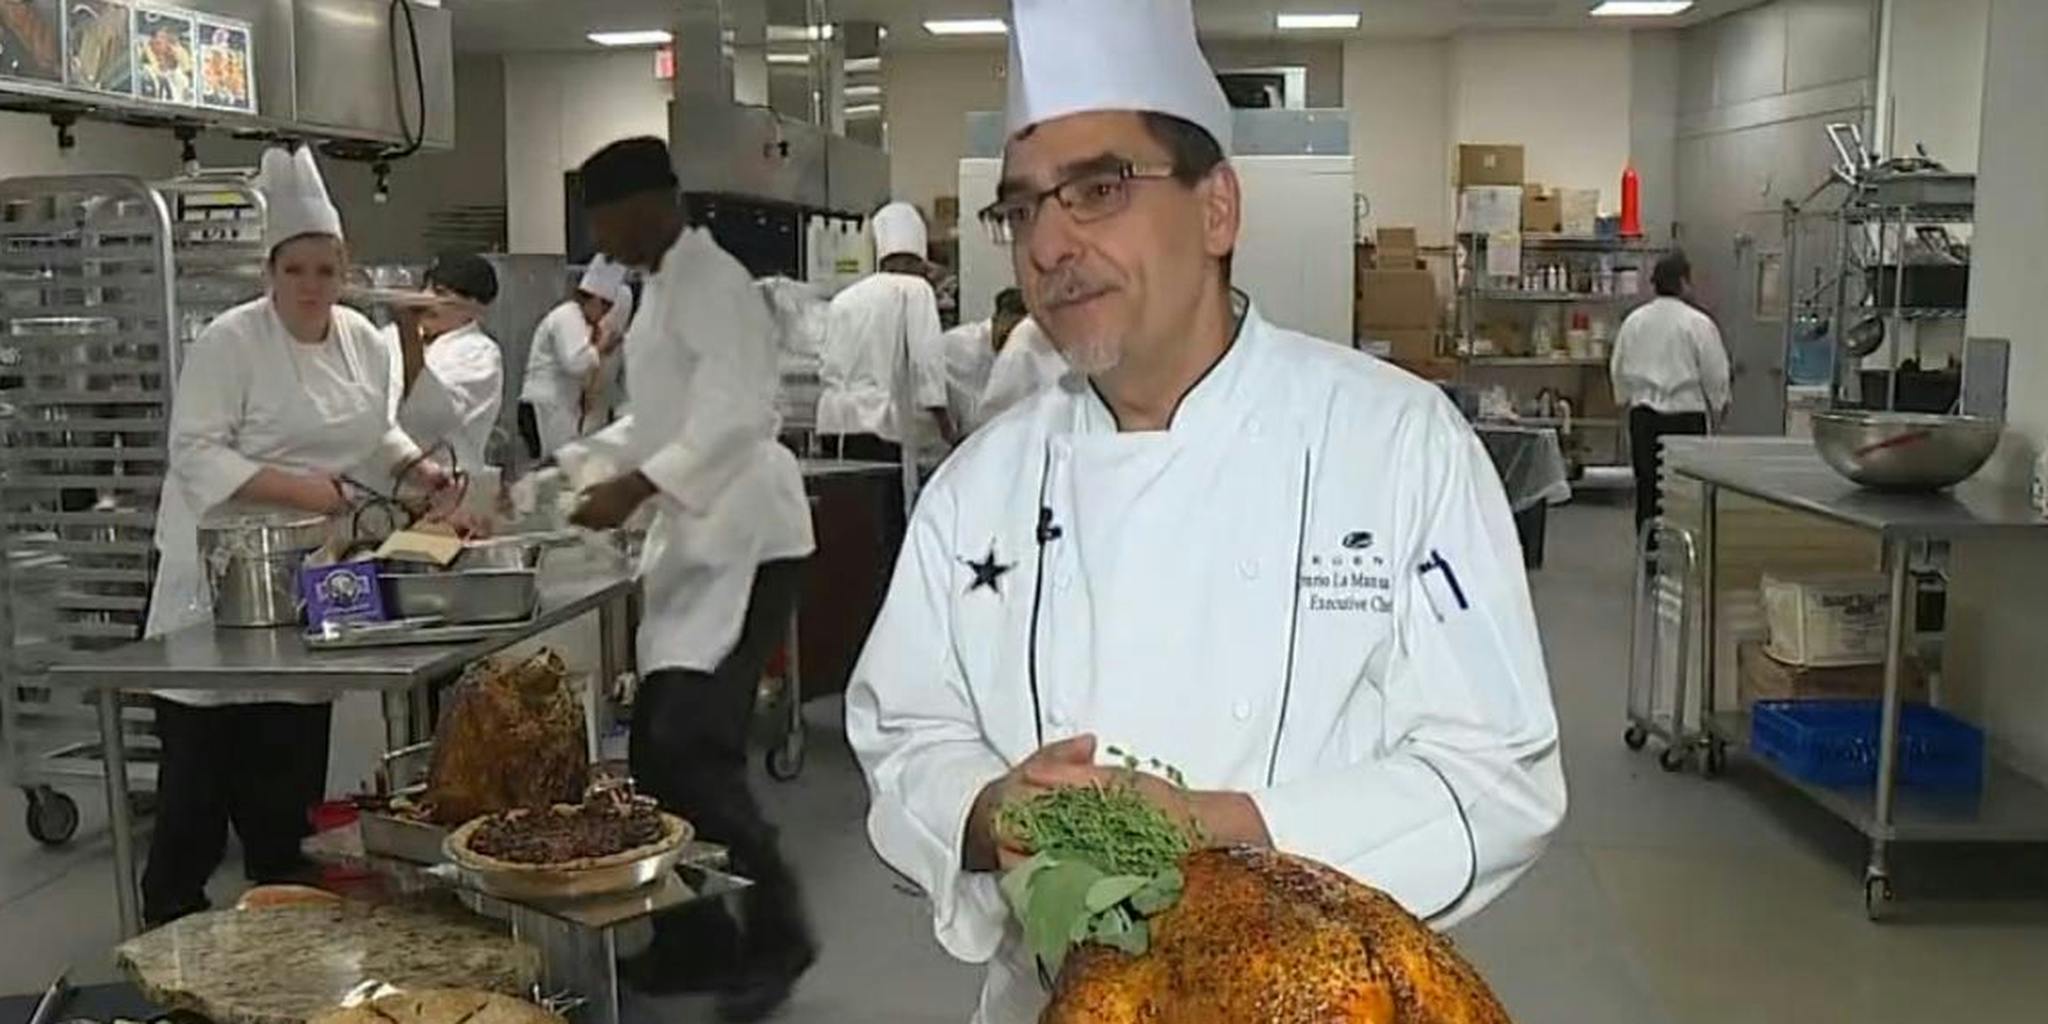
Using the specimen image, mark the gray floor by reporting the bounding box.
[5,501,2048,1021]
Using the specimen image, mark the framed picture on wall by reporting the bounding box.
[65,0,132,96]
[195,16,252,112]
[0,0,64,84]
[132,4,196,105]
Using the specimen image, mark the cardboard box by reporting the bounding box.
[1375,226,1420,268]
[1558,188,1600,236]
[1362,327,1438,363]
[1736,640,1926,709]
[1456,143,1525,187]
[1522,189,1561,233]
[1459,186,1524,235]
[933,195,961,226]
[1357,269,1439,329]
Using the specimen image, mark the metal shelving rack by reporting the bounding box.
[1779,126,1975,415]
[0,172,265,844]
[1454,232,1662,470]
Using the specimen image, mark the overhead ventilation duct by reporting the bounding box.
[667,0,890,215]
[0,0,453,153]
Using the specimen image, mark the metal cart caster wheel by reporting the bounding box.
[1623,725,1648,751]
[765,737,805,782]
[1701,741,1727,779]
[1865,875,1894,921]
[25,787,79,846]
[1657,746,1688,773]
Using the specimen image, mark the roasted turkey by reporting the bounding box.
[1043,846,1511,1024]
[422,651,588,825]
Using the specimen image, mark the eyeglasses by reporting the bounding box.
[977,161,1178,245]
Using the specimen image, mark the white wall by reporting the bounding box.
[884,50,1009,225]
[1629,30,1681,243]
[504,50,673,253]
[1941,0,2048,780]
[1884,0,1990,171]
[0,114,184,181]
[1450,30,1636,214]
[1343,38,1451,243]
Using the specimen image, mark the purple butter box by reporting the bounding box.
[300,558,388,627]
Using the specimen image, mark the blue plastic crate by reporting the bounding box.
[1749,700,1985,792]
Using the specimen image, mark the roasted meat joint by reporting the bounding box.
[999,772,1511,1024]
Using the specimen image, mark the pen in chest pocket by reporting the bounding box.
[1416,549,1470,619]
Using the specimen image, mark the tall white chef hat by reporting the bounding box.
[1006,0,1233,155]
[871,202,928,261]
[578,256,629,305]
[256,145,344,254]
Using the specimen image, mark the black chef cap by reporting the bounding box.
[579,137,680,208]
[426,252,499,305]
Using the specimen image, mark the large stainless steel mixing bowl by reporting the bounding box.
[1810,411,2000,491]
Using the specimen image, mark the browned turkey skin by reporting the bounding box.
[1044,847,1512,1024]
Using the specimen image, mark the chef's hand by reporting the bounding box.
[570,472,656,531]
[963,734,1105,872]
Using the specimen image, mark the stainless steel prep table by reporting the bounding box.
[1665,437,2048,918]
[43,567,638,938]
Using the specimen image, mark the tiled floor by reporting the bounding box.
[4,500,2048,1021]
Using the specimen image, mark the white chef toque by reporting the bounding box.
[1006,0,1233,155]
[257,145,344,253]
[578,256,629,305]
[871,201,928,261]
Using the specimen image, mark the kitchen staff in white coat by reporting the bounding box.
[388,252,504,475]
[815,201,955,460]
[559,137,818,1021]
[844,2,1566,1021]
[941,287,1028,435]
[519,258,634,460]
[142,145,454,926]
[974,315,1064,427]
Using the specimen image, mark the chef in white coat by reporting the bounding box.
[845,2,1566,1021]
[142,145,452,926]
[519,258,634,460]
[558,137,818,1020]
[388,252,504,475]
[941,288,1028,435]
[974,315,1065,427]
[815,201,955,460]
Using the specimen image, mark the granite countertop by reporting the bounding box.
[116,900,539,1024]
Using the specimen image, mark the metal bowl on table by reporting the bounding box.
[1810,411,2000,492]
[199,512,334,627]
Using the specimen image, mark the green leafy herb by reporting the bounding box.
[995,750,1197,980]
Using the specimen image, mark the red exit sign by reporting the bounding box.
[656,46,676,80]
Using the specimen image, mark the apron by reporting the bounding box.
[150,306,394,705]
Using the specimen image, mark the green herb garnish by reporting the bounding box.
[995,747,1195,979]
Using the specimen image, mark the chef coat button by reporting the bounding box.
[1246,417,1262,438]
[1232,700,1253,721]
[1238,558,1259,580]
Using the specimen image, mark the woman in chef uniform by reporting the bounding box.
[141,145,450,926]
[519,258,635,460]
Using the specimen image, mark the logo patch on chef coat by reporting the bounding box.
[963,546,1014,596]
[1299,530,1394,614]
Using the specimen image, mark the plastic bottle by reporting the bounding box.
[1621,163,1642,239]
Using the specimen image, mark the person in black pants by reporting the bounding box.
[1610,250,1730,539]
[142,700,331,924]
[565,136,820,1021]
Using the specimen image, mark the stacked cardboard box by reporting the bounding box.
[1358,239,1440,365]
[1456,144,1524,187]
[1522,185,1561,234]
[1558,188,1600,236]
[1735,640,1926,708]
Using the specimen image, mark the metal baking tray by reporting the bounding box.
[385,568,538,624]
[303,616,536,651]
[361,811,451,865]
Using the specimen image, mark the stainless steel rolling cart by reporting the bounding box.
[0,171,266,845]
[1622,518,1712,774]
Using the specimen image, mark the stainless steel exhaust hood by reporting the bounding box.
[0,0,453,152]
[667,0,889,215]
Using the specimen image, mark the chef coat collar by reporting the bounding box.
[1075,290,1255,436]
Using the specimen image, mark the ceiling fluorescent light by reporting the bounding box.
[589,29,672,47]
[1589,1,1694,15]
[1276,13,1361,30]
[924,18,1008,35]
[766,52,812,65]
